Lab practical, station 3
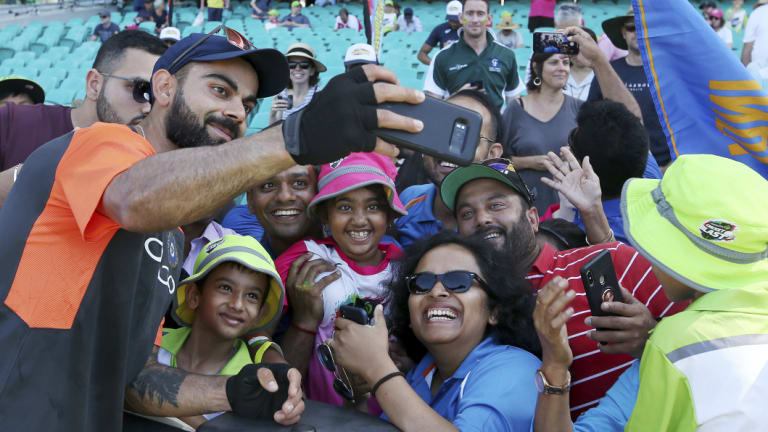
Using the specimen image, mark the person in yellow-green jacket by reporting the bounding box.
[160,234,286,429]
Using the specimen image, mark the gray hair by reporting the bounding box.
[554,3,582,28]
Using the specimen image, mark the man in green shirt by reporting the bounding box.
[423,0,520,109]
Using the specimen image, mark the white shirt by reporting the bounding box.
[744,5,768,63]
[716,26,733,47]
[563,69,595,101]
[396,15,422,34]
[335,13,361,31]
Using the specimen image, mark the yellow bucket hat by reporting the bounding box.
[174,235,285,331]
[621,154,768,293]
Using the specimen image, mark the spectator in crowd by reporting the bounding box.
[265,9,280,31]
[564,27,597,101]
[0,26,425,429]
[699,1,717,17]
[0,75,44,107]
[344,43,378,72]
[707,8,732,49]
[395,8,422,34]
[279,1,311,28]
[315,0,335,8]
[137,0,154,22]
[330,232,542,430]
[495,11,523,49]
[269,43,325,123]
[162,234,286,429]
[91,10,120,42]
[417,0,462,66]
[159,26,181,46]
[528,0,556,32]
[589,10,671,168]
[726,0,748,33]
[597,33,628,61]
[742,0,768,66]
[381,0,398,34]
[531,154,768,431]
[439,158,685,419]
[335,8,362,31]
[503,27,641,214]
[133,0,145,11]
[200,0,224,22]
[424,0,519,110]
[524,3,583,87]
[250,0,271,20]
[395,90,503,248]
[536,218,587,252]
[152,0,168,30]
[0,30,166,207]
[275,153,405,405]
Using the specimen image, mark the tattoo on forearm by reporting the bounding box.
[128,354,187,409]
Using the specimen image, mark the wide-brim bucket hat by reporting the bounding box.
[602,8,634,51]
[285,42,327,73]
[621,154,768,293]
[174,234,285,332]
[307,152,407,217]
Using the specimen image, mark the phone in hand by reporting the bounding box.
[469,79,484,90]
[339,305,371,325]
[278,94,294,110]
[533,32,579,55]
[579,249,624,318]
[374,96,483,166]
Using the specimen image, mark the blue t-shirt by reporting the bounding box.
[93,22,120,42]
[396,337,540,431]
[395,183,442,249]
[425,21,460,49]
[252,0,270,12]
[281,14,310,26]
[574,361,638,432]
[221,205,265,243]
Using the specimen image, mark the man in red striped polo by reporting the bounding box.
[439,159,685,420]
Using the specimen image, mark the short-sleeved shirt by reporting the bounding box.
[395,183,442,248]
[527,243,686,419]
[0,103,73,170]
[574,361,638,432]
[744,5,768,63]
[402,337,540,430]
[495,29,522,49]
[424,21,460,49]
[588,58,671,166]
[281,13,310,26]
[501,95,583,214]
[207,0,223,8]
[93,22,120,42]
[530,0,556,18]
[221,204,266,244]
[137,8,153,20]
[0,123,183,431]
[152,9,168,27]
[396,15,422,34]
[726,8,747,32]
[424,29,520,109]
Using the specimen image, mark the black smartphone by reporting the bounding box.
[579,249,624,317]
[278,94,294,109]
[374,96,482,166]
[469,79,484,89]
[339,305,370,325]
[533,31,579,55]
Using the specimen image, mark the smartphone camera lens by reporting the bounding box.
[586,271,594,286]
[599,275,605,286]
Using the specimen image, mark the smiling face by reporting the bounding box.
[247,165,317,243]
[96,48,160,125]
[287,55,314,87]
[188,262,268,340]
[460,0,489,39]
[322,186,391,267]
[408,244,493,352]
[539,54,570,90]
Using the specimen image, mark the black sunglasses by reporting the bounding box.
[288,61,312,70]
[167,25,254,72]
[482,157,535,205]
[317,343,356,402]
[623,23,636,32]
[406,270,490,295]
[100,72,151,104]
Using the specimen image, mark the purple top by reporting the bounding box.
[0,103,73,170]
[529,0,556,18]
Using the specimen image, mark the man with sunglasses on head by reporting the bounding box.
[0,30,167,208]
[0,25,423,431]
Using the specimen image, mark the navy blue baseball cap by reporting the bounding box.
[150,32,289,101]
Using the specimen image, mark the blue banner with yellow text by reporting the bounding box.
[633,0,768,177]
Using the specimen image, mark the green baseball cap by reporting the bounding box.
[621,154,768,293]
[440,158,535,213]
[0,75,45,104]
[290,1,301,7]
[174,235,285,332]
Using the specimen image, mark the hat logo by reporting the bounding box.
[205,238,225,253]
[330,158,345,169]
[700,219,738,242]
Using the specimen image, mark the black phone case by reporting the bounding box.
[339,305,369,325]
[374,97,482,166]
[579,249,624,317]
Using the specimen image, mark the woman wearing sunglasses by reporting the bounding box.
[269,42,327,124]
[328,232,542,431]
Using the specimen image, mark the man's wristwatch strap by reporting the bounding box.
[535,369,571,395]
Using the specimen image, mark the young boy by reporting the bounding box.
[161,234,285,427]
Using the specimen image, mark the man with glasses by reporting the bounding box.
[588,11,671,169]
[0,26,423,431]
[0,30,166,208]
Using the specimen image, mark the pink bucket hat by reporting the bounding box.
[307,152,407,217]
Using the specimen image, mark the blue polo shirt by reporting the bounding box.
[395,183,442,249]
[574,361,638,432]
[425,21,460,49]
[399,337,540,431]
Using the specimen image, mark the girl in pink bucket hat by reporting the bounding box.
[274,152,406,407]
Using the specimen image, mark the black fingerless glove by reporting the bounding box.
[283,67,379,165]
[225,363,292,420]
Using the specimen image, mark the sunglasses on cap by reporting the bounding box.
[288,61,312,70]
[406,270,490,295]
[317,343,356,402]
[482,157,535,205]
[99,72,151,103]
[167,25,254,72]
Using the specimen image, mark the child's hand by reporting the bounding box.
[286,253,340,329]
[328,305,393,385]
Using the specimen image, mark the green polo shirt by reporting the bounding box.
[424,29,519,109]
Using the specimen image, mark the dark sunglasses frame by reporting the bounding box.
[623,23,637,32]
[405,270,490,295]
[317,343,356,402]
[99,72,150,104]
[482,157,535,205]
[167,25,254,72]
[288,61,312,70]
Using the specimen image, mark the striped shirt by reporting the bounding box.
[279,85,320,121]
[527,242,686,420]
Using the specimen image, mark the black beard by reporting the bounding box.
[96,85,145,125]
[165,88,240,148]
[500,209,540,271]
